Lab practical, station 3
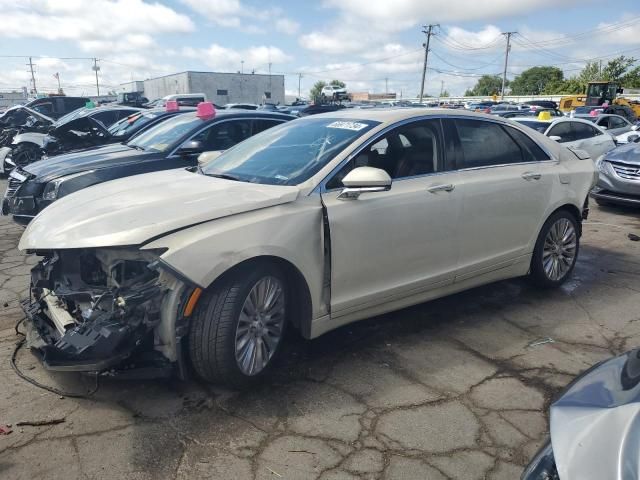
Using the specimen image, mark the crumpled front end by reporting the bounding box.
[22,247,188,376]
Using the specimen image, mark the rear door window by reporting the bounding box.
[503,126,550,162]
[454,119,524,168]
[608,116,627,129]
[252,119,285,135]
[573,122,601,140]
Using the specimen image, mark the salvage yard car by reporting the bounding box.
[3,107,294,224]
[18,109,596,387]
[515,115,616,162]
[591,140,640,207]
[8,106,141,167]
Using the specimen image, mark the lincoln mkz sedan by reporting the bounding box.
[18,109,597,386]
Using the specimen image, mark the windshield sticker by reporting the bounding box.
[327,121,368,131]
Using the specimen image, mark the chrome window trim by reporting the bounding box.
[314,114,558,194]
[166,117,286,158]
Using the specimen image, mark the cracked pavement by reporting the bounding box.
[0,176,639,479]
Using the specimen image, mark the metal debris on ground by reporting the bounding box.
[16,418,65,427]
[629,233,640,242]
[528,337,555,347]
[266,467,282,477]
[0,424,12,435]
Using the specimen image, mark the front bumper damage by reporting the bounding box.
[21,248,190,378]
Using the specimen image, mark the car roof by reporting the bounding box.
[173,110,296,121]
[311,107,513,123]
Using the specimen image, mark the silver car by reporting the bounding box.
[592,142,640,207]
[522,348,640,480]
[574,113,635,137]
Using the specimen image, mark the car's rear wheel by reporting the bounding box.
[530,210,579,288]
[12,143,41,167]
[188,264,288,387]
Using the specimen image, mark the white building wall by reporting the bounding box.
[143,72,190,102]
[0,90,28,109]
[141,71,285,105]
[119,81,145,93]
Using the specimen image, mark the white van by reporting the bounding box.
[162,93,207,106]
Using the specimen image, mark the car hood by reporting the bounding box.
[19,168,300,250]
[550,348,640,480]
[605,142,640,165]
[24,143,149,182]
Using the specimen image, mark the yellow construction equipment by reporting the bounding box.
[559,81,640,117]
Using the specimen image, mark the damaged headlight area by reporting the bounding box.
[520,439,559,480]
[23,247,170,373]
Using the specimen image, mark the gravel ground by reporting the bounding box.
[1,177,639,480]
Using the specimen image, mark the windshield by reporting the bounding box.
[127,113,205,152]
[514,120,549,133]
[108,111,162,137]
[202,117,380,186]
[587,83,616,102]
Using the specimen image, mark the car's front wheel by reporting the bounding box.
[530,210,580,288]
[188,264,288,387]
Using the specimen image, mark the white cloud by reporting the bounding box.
[444,25,503,50]
[180,44,292,72]
[320,0,580,29]
[0,0,193,53]
[275,18,300,35]
[181,0,298,35]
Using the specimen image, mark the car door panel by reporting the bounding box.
[321,118,461,316]
[322,173,460,316]
[452,119,555,277]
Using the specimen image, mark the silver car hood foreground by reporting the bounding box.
[551,348,640,480]
[19,168,300,250]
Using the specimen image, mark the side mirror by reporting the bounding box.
[549,135,562,142]
[197,150,223,167]
[177,140,204,156]
[631,125,639,131]
[338,166,392,200]
[600,125,608,130]
[628,135,640,143]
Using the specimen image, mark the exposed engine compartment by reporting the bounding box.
[25,248,169,372]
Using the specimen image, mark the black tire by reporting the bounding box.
[188,263,289,387]
[529,210,580,288]
[12,143,42,167]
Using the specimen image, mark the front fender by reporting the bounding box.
[143,196,326,322]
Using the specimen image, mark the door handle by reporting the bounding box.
[427,183,455,193]
[521,172,541,181]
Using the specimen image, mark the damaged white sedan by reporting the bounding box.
[19,109,597,386]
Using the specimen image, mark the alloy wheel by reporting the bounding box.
[234,276,286,376]
[542,218,577,281]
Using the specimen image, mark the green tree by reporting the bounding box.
[622,66,640,88]
[602,56,637,83]
[465,75,504,96]
[578,61,601,84]
[510,66,564,95]
[329,79,346,88]
[309,80,327,102]
[440,89,450,97]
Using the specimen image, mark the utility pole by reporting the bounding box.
[439,80,444,99]
[92,58,100,96]
[27,57,37,95]
[241,60,244,74]
[298,73,303,98]
[501,32,516,100]
[419,24,438,103]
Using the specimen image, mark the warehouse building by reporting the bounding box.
[142,71,285,105]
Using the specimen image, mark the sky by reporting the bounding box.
[0,0,639,99]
